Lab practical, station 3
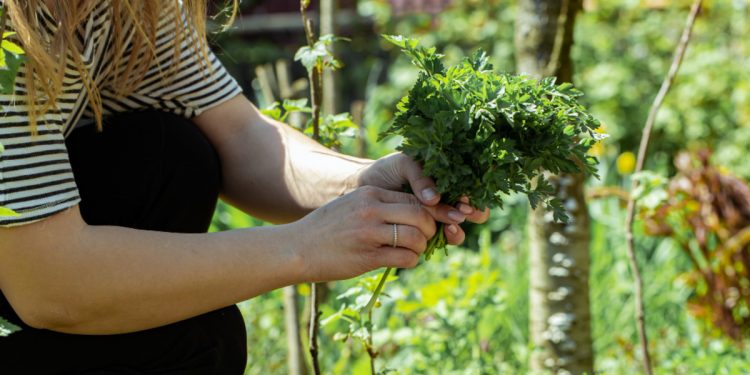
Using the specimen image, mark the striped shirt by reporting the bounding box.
[0,1,242,227]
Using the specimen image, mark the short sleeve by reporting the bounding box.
[98,9,243,118]
[0,105,81,227]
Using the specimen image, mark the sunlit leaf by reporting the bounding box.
[0,316,20,337]
[0,206,20,217]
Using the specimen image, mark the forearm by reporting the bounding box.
[0,207,305,335]
[194,95,374,223]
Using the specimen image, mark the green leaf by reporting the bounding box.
[282,98,310,113]
[0,316,20,337]
[1,39,24,55]
[294,35,347,75]
[0,206,20,217]
[0,51,25,95]
[260,102,282,121]
[332,332,349,342]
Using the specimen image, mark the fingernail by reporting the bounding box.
[458,203,474,215]
[447,224,458,234]
[448,210,465,222]
[421,188,437,201]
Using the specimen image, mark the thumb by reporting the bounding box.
[396,154,440,206]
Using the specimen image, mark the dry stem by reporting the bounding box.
[300,3,323,374]
[623,2,703,374]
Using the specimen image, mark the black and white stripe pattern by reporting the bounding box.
[0,1,242,227]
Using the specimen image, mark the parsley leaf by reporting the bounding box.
[381,35,603,258]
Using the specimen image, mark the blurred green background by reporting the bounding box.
[208,0,750,373]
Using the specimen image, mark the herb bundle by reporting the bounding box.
[364,35,602,312]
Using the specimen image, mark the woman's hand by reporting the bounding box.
[355,153,490,245]
[289,186,437,282]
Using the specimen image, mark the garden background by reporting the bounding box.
[205,0,750,373]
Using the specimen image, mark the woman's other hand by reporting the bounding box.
[289,186,436,282]
[354,153,490,245]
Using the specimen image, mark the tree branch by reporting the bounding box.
[623,2,703,374]
[300,3,323,374]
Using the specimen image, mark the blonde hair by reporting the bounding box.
[2,0,238,131]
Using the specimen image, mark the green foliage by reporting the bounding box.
[261,98,357,150]
[220,198,750,374]
[294,35,347,76]
[322,272,399,368]
[381,35,601,258]
[261,98,312,123]
[631,170,669,211]
[0,316,20,337]
[574,1,750,178]
[1,5,26,96]
[207,0,750,372]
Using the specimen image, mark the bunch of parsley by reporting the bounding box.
[364,35,602,313]
[382,35,602,259]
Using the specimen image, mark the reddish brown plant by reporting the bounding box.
[644,149,750,341]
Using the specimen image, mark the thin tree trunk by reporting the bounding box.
[320,0,337,115]
[515,1,594,373]
[284,286,309,375]
[278,61,308,374]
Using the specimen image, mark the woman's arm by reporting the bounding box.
[0,186,435,335]
[193,94,371,223]
[192,95,488,237]
[0,206,301,334]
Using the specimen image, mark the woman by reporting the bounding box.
[0,0,488,373]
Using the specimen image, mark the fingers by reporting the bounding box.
[359,187,437,235]
[368,187,467,226]
[379,204,436,241]
[373,188,485,226]
[365,186,445,237]
[378,223,429,254]
[373,247,420,269]
[457,196,490,224]
[394,154,441,206]
[467,208,491,224]
[371,186,422,206]
[444,223,466,246]
[422,203,466,226]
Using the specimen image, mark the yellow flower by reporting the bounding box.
[617,151,636,175]
[589,142,604,157]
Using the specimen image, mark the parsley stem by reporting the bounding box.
[363,223,448,314]
[364,267,392,314]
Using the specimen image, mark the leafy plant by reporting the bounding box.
[364,35,602,313]
[0,6,25,95]
[322,274,399,375]
[381,34,601,254]
[261,98,357,150]
[643,150,750,342]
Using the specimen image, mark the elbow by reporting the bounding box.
[6,292,93,332]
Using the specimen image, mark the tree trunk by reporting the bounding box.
[514,1,594,374]
[283,286,309,375]
[320,0,337,115]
